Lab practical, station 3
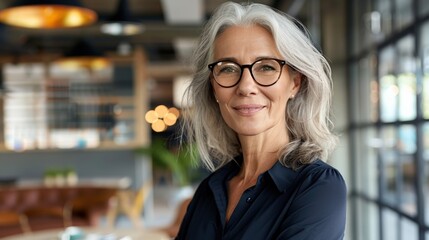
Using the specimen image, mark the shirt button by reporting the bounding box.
[246,197,252,203]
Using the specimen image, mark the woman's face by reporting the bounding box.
[211,25,301,138]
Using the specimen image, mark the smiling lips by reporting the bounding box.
[233,104,265,115]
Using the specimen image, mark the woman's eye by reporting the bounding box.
[218,65,239,74]
[257,65,276,72]
[220,67,234,73]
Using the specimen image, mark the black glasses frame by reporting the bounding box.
[208,58,287,88]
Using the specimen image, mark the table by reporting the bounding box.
[1,227,170,240]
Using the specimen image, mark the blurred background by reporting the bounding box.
[0,0,427,240]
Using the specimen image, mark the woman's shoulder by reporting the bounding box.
[297,159,347,192]
[301,159,344,176]
[301,159,340,172]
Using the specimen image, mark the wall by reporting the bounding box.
[0,149,149,190]
[321,0,350,239]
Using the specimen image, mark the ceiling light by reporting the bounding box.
[55,39,110,70]
[145,105,180,132]
[100,0,144,36]
[0,0,97,29]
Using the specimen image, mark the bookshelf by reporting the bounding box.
[0,47,149,151]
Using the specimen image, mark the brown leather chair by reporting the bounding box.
[64,188,117,227]
[0,211,31,238]
[23,206,66,231]
[0,186,119,236]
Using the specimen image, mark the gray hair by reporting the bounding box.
[181,2,337,171]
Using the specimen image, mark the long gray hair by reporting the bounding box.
[181,2,337,171]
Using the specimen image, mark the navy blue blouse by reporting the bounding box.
[176,156,347,240]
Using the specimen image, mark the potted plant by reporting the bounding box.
[136,138,199,206]
[135,138,199,187]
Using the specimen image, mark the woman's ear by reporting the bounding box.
[291,72,302,95]
[213,92,219,103]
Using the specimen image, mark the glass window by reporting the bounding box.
[380,126,398,205]
[358,58,371,123]
[397,73,416,121]
[394,0,413,30]
[380,75,398,122]
[352,0,372,54]
[421,22,429,119]
[401,218,418,240]
[380,46,398,122]
[363,0,372,43]
[354,130,364,194]
[354,57,378,123]
[367,202,380,240]
[424,123,429,225]
[380,125,417,215]
[350,1,427,240]
[424,123,429,161]
[397,36,416,121]
[350,64,361,124]
[382,208,399,240]
[380,37,416,122]
[419,0,429,16]
[398,125,417,154]
[375,0,392,39]
[356,127,379,198]
[424,73,429,119]
[356,199,379,240]
[398,125,417,215]
[356,198,365,240]
[351,0,362,55]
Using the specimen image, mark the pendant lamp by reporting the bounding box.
[100,0,144,36]
[0,0,97,28]
[145,105,180,132]
[55,39,110,70]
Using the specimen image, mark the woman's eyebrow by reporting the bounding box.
[213,56,280,63]
[212,57,237,62]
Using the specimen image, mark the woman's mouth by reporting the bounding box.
[233,105,264,115]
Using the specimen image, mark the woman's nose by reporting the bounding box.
[236,68,258,95]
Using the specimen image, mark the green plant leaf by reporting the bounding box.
[135,138,199,186]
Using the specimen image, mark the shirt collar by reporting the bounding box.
[208,156,242,192]
[210,155,301,193]
[267,161,300,193]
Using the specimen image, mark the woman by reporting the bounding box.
[177,2,346,239]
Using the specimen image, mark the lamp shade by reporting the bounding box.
[0,0,97,28]
[100,0,143,36]
[55,39,110,70]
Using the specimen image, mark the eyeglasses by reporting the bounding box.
[208,58,286,88]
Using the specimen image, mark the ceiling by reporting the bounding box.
[0,0,317,106]
[0,0,307,65]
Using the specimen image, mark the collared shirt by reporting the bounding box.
[176,156,347,240]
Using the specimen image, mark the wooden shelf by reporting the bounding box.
[0,47,150,151]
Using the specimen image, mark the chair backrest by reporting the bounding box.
[132,180,153,215]
[64,188,118,227]
[106,180,153,228]
[0,211,31,233]
[69,188,117,211]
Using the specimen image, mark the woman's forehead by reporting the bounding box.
[212,25,280,60]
